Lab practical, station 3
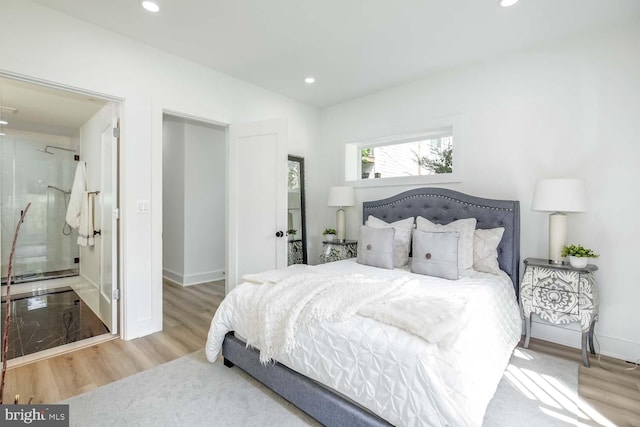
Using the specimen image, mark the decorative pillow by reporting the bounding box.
[365,215,414,267]
[410,230,459,280]
[416,216,476,271]
[356,225,395,270]
[473,227,505,275]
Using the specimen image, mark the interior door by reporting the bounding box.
[227,119,287,293]
[98,109,119,333]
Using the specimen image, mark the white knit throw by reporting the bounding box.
[244,272,415,363]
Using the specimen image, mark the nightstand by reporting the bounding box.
[320,240,357,263]
[288,239,304,265]
[520,257,599,367]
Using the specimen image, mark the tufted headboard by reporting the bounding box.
[362,187,520,298]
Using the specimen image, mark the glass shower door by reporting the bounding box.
[1,135,79,283]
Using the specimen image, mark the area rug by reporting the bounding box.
[63,347,610,426]
[483,348,613,426]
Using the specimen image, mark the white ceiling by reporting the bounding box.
[29,0,640,108]
[0,77,105,137]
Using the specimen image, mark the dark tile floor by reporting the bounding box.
[1,287,109,360]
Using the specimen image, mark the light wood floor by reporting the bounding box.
[524,337,640,427]
[3,281,639,426]
[2,279,224,404]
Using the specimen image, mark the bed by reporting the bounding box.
[206,187,521,427]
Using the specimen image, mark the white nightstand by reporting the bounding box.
[520,257,599,367]
[320,240,357,263]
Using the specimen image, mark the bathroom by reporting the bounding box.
[0,76,119,364]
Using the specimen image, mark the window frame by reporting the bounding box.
[345,116,462,187]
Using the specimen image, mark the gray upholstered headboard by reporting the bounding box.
[362,187,520,298]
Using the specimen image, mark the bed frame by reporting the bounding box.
[223,187,520,426]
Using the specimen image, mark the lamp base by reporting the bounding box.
[548,212,567,265]
[336,208,346,241]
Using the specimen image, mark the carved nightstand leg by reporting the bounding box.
[581,331,591,368]
[524,315,531,348]
[588,319,597,355]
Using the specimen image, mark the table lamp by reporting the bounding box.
[532,178,587,264]
[328,186,355,242]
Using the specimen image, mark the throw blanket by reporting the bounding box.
[241,264,313,285]
[359,292,468,349]
[245,270,415,363]
[243,267,470,363]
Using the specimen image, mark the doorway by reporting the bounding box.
[0,75,120,362]
[161,113,227,288]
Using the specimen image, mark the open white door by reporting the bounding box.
[98,111,119,333]
[227,119,288,293]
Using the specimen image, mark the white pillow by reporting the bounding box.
[473,227,505,275]
[365,215,415,267]
[415,216,476,271]
[356,225,395,270]
[411,230,459,280]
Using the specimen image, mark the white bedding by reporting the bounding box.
[206,259,521,427]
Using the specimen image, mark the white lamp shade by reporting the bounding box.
[532,179,587,213]
[328,186,355,207]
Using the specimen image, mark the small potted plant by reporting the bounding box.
[287,229,297,241]
[323,228,337,242]
[561,244,599,268]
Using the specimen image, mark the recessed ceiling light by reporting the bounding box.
[499,0,519,7]
[304,77,316,84]
[0,120,7,125]
[141,1,160,12]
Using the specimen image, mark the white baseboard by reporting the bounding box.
[162,268,183,286]
[162,268,224,287]
[530,316,640,363]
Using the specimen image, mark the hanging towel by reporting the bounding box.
[77,190,95,247]
[66,162,86,229]
[66,162,95,247]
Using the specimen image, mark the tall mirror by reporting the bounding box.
[287,156,307,265]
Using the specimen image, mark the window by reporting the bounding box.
[345,116,461,187]
[360,134,452,180]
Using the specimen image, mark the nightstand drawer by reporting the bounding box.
[320,240,357,263]
[532,267,580,293]
[532,286,579,315]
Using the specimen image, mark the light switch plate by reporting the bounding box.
[137,200,150,213]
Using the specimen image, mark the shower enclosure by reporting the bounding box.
[1,133,79,284]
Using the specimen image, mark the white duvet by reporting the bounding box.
[206,259,521,427]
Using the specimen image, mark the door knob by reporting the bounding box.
[275,231,284,237]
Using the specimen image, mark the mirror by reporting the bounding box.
[287,156,307,265]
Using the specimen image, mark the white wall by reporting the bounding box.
[78,103,113,288]
[184,121,226,284]
[72,104,110,319]
[161,117,185,283]
[315,20,640,362]
[1,0,319,339]
[162,116,226,286]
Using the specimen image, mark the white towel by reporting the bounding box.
[77,190,95,247]
[66,162,86,229]
[66,162,95,247]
